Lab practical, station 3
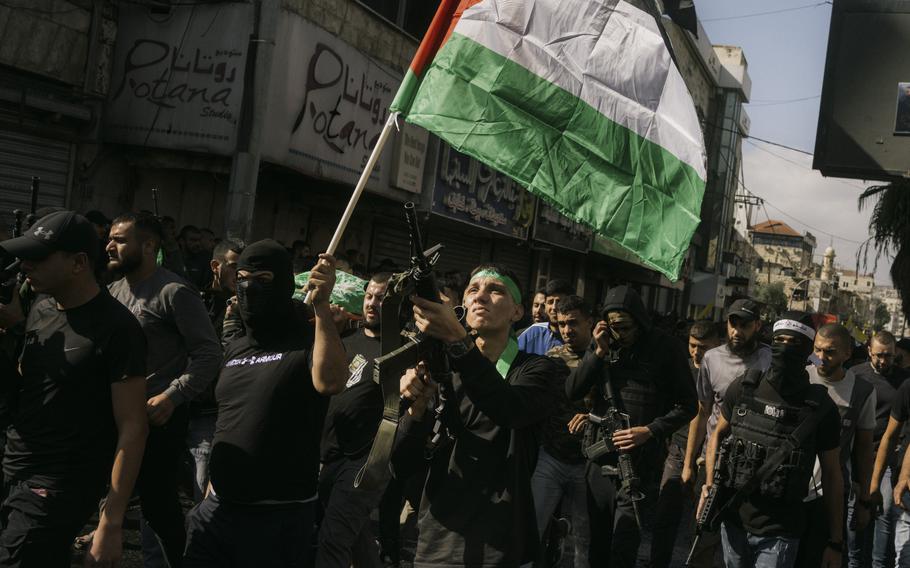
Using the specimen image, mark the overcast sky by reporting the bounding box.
[696,0,894,284]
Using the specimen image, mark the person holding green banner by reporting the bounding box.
[397,264,566,566]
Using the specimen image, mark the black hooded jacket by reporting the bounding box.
[566,286,696,469]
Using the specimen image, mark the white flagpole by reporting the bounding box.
[303,111,400,304]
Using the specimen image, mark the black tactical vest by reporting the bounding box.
[724,370,819,501]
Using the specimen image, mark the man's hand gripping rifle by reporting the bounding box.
[354,202,450,491]
[582,378,646,528]
[684,438,730,567]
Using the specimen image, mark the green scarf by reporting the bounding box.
[495,336,519,379]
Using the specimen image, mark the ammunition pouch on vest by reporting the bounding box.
[724,370,820,502]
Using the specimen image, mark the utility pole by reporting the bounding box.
[225,0,279,243]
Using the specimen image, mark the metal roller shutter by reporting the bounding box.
[370,217,412,271]
[550,252,576,286]
[0,129,71,231]
[492,240,532,292]
[427,224,484,275]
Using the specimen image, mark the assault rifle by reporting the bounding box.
[0,177,38,304]
[151,187,160,218]
[583,375,646,528]
[25,176,39,227]
[354,202,450,491]
[685,438,730,567]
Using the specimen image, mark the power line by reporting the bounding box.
[702,119,814,156]
[748,95,821,107]
[746,135,814,157]
[743,139,869,191]
[746,139,810,169]
[701,1,832,23]
[716,138,868,245]
[751,95,821,104]
[760,199,866,245]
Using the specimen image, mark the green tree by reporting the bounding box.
[754,281,787,319]
[860,180,910,323]
[874,303,891,331]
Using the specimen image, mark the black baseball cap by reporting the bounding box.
[0,210,99,261]
[84,210,111,226]
[726,299,759,322]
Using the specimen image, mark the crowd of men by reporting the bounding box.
[1,209,910,568]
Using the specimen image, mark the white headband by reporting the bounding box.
[773,319,816,341]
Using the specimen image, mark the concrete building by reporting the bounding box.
[877,286,907,336]
[659,23,753,319]
[750,219,817,282]
[0,0,116,230]
[838,269,876,294]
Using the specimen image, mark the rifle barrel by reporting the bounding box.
[684,534,700,567]
[29,176,39,215]
[151,187,160,218]
[404,202,426,264]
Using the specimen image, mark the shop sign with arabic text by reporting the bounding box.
[533,202,593,252]
[104,4,251,154]
[261,14,422,200]
[431,144,534,239]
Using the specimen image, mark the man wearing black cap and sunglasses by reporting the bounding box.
[0,211,149,567]
[700,311,843,568]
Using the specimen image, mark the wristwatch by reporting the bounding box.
[444,334,475,358]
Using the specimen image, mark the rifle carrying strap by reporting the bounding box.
[355,278,414,491]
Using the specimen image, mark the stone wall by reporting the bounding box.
[0,0,116,95]
[282,0,416,74]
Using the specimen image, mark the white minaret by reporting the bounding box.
[821,246,836,282]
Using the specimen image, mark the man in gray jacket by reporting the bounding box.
[107,212,221,568]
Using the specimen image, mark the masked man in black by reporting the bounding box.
[183,240,346,567]
[565,285,696,567]
[700,311,843,568]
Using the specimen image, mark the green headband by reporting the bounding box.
[470,269,522,304]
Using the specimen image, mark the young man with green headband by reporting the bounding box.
[398,264,565,566]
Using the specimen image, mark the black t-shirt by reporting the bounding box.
[852,362,910,445]
[4,291,147,490]
[210,323,327,504]
[720,375,840,537]
[320,331,382,463]
[890,379,910,428]
[396,348,564,566]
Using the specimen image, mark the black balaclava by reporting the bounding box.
[236,239,295,346]
[767,310,816,397]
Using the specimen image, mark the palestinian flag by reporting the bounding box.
[391,0,706,280]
